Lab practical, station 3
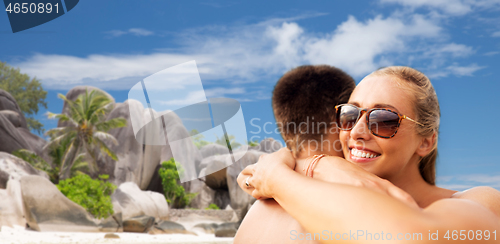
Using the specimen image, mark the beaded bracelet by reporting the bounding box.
[303,154,326,178]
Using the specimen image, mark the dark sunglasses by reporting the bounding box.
[335,104,424,138]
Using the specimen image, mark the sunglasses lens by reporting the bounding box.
[337,105,360,130]
[368,110,400,137]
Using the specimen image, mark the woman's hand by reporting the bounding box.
[312,156,420,210]
[237,165,257,198]
[238,148,296,199]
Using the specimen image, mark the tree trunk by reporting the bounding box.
[59,138,81,180]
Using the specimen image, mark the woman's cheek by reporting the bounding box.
[338,131,349,158]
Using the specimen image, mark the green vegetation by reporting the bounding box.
[205,203,220,210]
[190,129,245,151]
[57,174,116,219]
[13,147,88,184]
[189,129,210,149]
[45,89,126,180]
[159,158,197,208]
[215,134,241,151]
[0,61,47,134]
[247,139,260,147]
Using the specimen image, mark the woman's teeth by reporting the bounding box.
[351,148,380,159]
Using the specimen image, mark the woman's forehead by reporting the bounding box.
[349,75,414,114]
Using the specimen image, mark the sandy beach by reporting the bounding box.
[0,225,234,244]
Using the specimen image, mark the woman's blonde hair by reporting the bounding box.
[370,66,440,185]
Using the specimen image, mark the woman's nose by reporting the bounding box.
[350,112,371,141]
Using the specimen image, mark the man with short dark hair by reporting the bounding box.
[234,65,355,243]
[273,65,355,157]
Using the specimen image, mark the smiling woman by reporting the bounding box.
[239,66,500,243]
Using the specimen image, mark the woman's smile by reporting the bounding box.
[349,147,381,163]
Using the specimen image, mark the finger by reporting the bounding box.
[237,173,255,197]
[241,164,255,175]
[247,175,255,188]
[251,189,261,200]
[247,175,265,195]
[237,171,248,183]
[245,176,252,188]
[242,177,255,195]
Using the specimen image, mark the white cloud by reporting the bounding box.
[14,12,479,91]
[17,53,200,89]
[437,174,500,190]
[446,63,485,76]
[205,87,245,97]
[428,64,484,78]
[435,43,474,57]
[159,90,206,106]
[128,28,154,36]
[492,31,500,37]
[381,0,472,15]
[106,28,154,37]
[484,51,500,56]
[380,0,500,16]
[303,14,441,76]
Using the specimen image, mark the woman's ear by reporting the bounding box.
[416,132,436,157]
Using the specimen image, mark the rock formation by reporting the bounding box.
[0,89,48,161]
[0,152,48,189]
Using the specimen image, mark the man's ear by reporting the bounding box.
[416,132,436,157]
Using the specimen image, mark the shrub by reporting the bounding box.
[247,139,260,147]
[159,158,197,208]
[205,203,220,210]
[57,174,116,219]
[189,129,210,149]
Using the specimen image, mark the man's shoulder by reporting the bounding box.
[452,186,500,217]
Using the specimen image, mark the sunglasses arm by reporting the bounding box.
[403,115,424,127]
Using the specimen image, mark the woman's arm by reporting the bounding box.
[248,149,500,244]
[238,151,419,208]
[310,155,419,209]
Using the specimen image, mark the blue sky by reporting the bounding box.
[1,0,500,190]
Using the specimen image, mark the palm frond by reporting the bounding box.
[72,154,90,171]
[95,118,127,132]
[94,137,118,161]
[43,130,76,151]
[59,93,85,123]
[82,141,99,173]
[93,131,119,146]
[44,126,76,139]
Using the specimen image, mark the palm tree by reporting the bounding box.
[45,89,127,180]
[215,134,241,151]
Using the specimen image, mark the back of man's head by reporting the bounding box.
[272,65,355,155]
